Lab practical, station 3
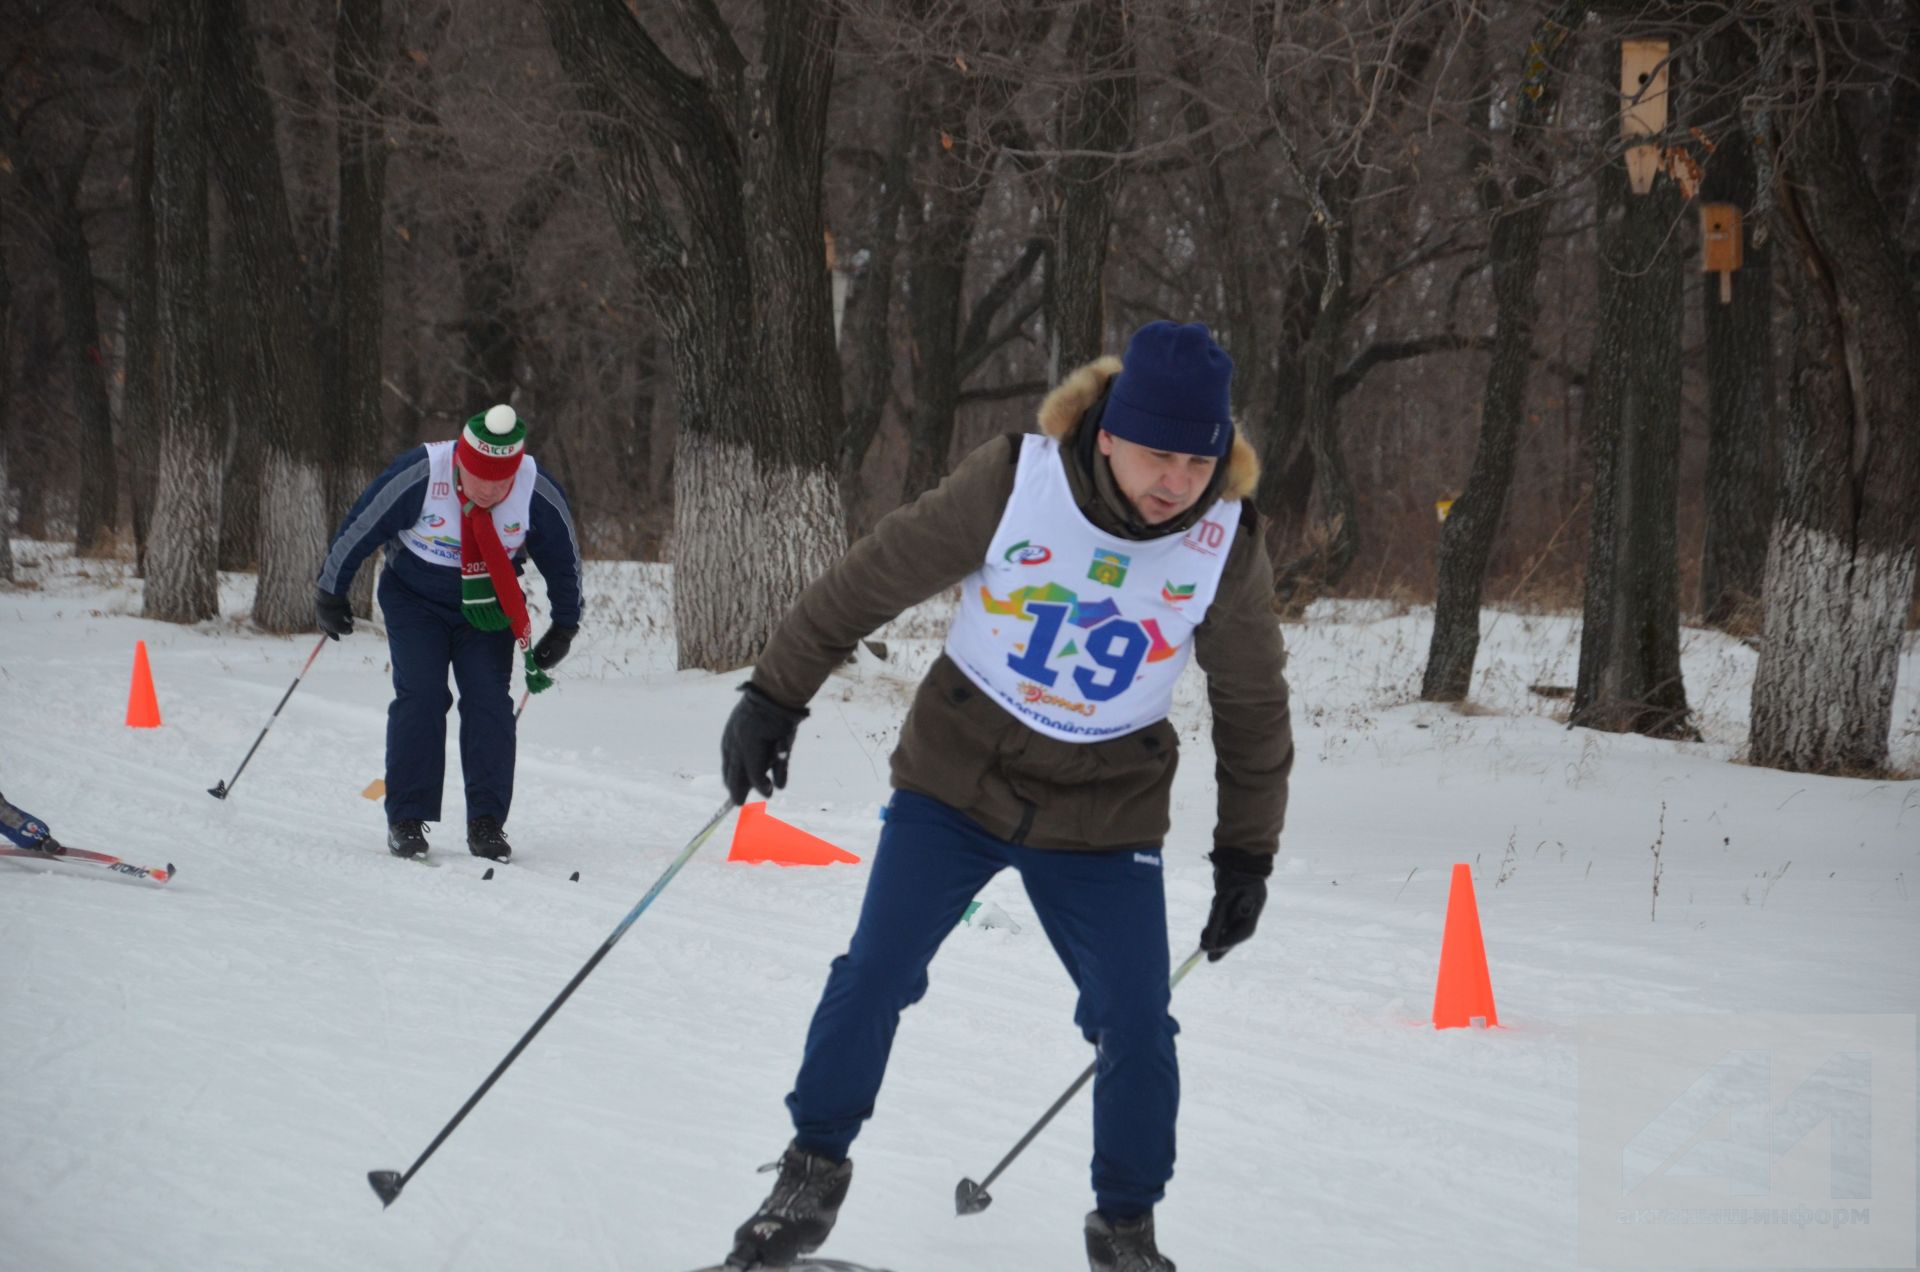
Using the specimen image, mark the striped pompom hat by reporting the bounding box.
[455,404,528,480]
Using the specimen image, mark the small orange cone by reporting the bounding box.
[125,640,162,728]
[1432,862,1498,1028]
[728,802,861,867]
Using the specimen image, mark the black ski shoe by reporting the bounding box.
[467,816,511,862]
[726,1141,853,1268]
[1086,1209,1176,1272]
[387,819,429,859]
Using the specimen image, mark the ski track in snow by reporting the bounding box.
[1,543,1916,1272]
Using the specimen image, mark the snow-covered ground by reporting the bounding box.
[1,541,1915,1272]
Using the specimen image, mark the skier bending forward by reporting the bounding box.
[718,321,1295,1271]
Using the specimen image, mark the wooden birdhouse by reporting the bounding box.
[1700,203,1743,303]
[1620,39,1670,195]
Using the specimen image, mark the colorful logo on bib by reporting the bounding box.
[1087,549,1130,587]
[1161,581,1196,603]
[1003,540,1053,566]
[503,522,523,534]
[421,513,447,529]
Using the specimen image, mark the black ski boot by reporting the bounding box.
[387,819,429,859]
[726,1141,853,1268]
[467,816,511,862]
[1086,1209,1177,1272]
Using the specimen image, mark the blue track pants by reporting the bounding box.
[377,568,516,825]
[786,789,1178,1217]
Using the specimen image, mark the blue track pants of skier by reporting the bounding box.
[786,789,1178,1218]
[377,568,516,825]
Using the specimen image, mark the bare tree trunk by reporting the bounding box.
[12,306,53,539]
[0,108,123,556]
[1172,23,1268,432]
[1047,0,1135,379]
[126,99,160,577]
[205,0,329,633]
[1749,51,1920,775]
[900,126,989,502]
[1698,25,1774,632]
[215,243,263,573]
[50,184,118,556]
[334,0,386,620]
[631,327,662,506]
[452,160,571,411]
[837,99,912,522]
[1269,238,1360,607]
[540,0,848,671]
[144,0,222,624]
[1255,5,1440,604]
[1423,7,1577,701]
[1572,143,1691,738]
[0,219,13,583]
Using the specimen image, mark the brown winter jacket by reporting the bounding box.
[752,356,1294,861]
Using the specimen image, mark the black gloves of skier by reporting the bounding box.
[315,588,353,640]
[1200,847,1270,962]
[531,624,578,671]
[721,682,810,807]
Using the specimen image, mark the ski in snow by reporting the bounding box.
[683,1261,895,1272]
[0,844,173,884]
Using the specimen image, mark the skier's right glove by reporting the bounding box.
[1200,847,1271,962]
[721,682,810,806]
[314,588,354,640]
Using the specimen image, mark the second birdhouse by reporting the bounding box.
[1620,39,1670,195]
[1700,203,1743,303]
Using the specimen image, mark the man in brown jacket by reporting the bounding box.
[718,321,1293,1272]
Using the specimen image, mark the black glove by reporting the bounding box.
[315,588,354,640]
[721,683,810,806]
[1200,847,1270,962]
[531,624,578,670]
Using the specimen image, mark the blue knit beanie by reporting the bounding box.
[1101,321,1235,458]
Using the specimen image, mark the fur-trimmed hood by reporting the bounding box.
[1036,355,1261,502]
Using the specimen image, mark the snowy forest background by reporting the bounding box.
[1,0,1916,774]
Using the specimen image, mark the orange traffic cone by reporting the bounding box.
[126,640,162,728]
[1431,862,1498,1028]
[728,802,861,867]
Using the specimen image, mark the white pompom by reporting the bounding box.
[484,404,517,435]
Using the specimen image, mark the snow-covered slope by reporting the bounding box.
[1,543,1914,1271]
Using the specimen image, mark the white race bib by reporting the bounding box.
[398,440,538,567]
[943,434,1239,742]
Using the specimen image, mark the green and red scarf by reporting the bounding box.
[455,405,554,693]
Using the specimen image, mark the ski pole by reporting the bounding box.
[208,635,330,799]
[368,796,738,1208]
[514,689,530,721]
[954,947,1206,1217]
